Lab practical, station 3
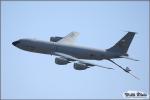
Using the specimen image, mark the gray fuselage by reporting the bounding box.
[12,39,121,60]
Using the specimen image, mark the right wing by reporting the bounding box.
[57,32,79,45]
[54,52,114,70]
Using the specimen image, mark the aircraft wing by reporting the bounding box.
[54,52,114,70]
[57,32,79,45]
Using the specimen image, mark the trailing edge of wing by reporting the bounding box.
[57,32,79,45]
[54,52,114,70]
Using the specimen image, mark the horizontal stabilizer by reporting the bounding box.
[120,56,139,61]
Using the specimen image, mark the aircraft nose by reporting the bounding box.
[12,41,20,46]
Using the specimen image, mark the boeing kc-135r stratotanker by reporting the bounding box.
[12,31,139,79]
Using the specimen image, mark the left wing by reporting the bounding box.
[54,52,114,70]
[57,32,79,45]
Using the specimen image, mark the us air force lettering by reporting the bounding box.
[12,32,139,79]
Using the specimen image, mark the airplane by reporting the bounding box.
[12,31,139,79]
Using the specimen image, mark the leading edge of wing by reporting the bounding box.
[54,52,114,70]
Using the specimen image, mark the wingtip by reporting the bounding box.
[133,59,140,61]
[107,67,115,70]
[71,31,80,35]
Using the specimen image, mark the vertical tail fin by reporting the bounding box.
[107,32,136,54]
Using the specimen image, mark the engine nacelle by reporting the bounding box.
[74,63,89,70]
[50,37,63,42]
[55,57,69,65]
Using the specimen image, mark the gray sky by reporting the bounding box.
[1,1,149,99]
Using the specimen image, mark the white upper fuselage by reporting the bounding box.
[12,39,121,60]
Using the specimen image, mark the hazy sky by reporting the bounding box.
[1,1,149,99]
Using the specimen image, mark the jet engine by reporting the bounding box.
[50,37,63,42]
[55,57,69,65]
[73,63,89,70]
